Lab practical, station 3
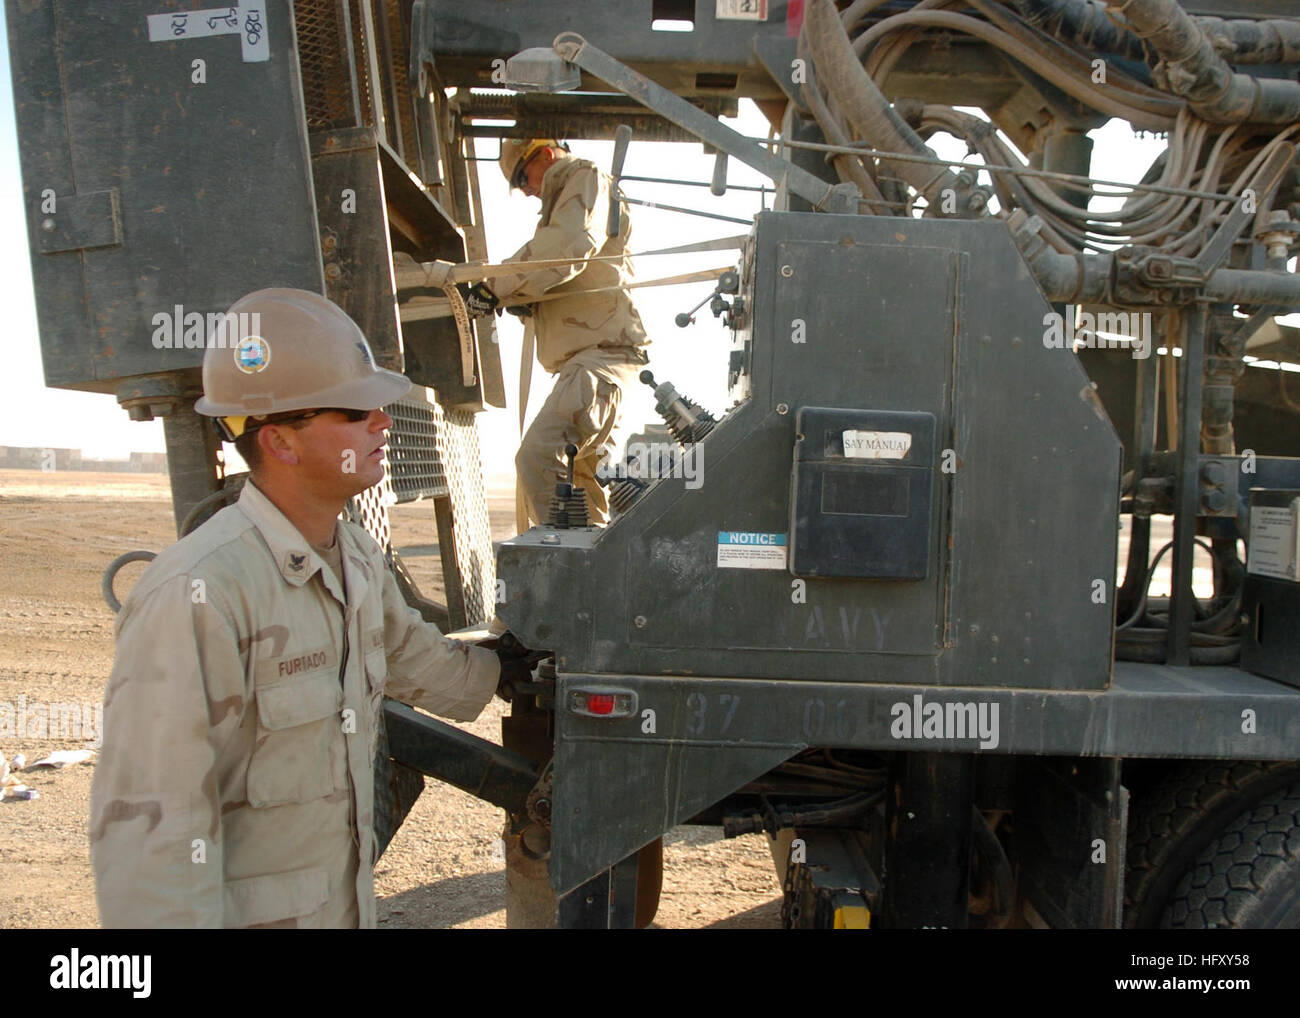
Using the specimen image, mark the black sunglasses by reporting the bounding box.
[214,407,373,443]
[281,407,372,426]
[512,152,538,190]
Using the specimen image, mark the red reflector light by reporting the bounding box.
[586,694,617,715]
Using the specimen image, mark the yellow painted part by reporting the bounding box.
[833,906,871,929]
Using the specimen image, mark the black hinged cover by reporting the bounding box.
[790,407,935,580]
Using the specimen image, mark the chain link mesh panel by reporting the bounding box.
[346,386,496,856]
[293,0,493,856]
[436,406,495,627]
[383,391,495,630]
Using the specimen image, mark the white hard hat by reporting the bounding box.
[194,288,411,422]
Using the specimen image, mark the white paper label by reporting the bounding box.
[716,0,768,21]
[717,531,786,569]
[843,430,912,460]
[147,5,269,62]
[1247,501,1300,581]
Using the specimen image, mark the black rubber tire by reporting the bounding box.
[1160,782,1300,928]
[634,838,663,929]
[1124,761,1300,928]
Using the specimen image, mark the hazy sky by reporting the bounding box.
[0,6,1179,476]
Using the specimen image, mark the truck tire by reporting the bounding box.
[504,825,556,929]
[1125,761,1300,928]
[1160,782,1300,928]
[632,838,664,928]
[504,832,663,928]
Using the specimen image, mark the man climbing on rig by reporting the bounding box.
[460,138,651,530]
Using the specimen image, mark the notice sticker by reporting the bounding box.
[717,531,787,569]
[843,430,912,460]
[1247,500,1300,581]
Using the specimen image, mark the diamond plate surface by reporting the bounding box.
[294,0,357,131]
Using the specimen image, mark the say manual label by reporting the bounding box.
[842,430,912,460]
[717,531,786,569]
[716,0,768,21]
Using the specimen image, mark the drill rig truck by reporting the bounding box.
[10,0,1300,928]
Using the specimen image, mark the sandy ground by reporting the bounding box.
[0,469,781,929]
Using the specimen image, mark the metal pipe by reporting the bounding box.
[162,400,222,538]
[1007,211,1112,302]
[1008,210,1300,307]
[550,32,858,214]
[1202,309,1246,457]
[1205,267,1300,305]
[1167,310,1206,666]
[620,174,768,193]
[1041,128,1094,212]
[384,700,538,813]
[618,195,753,225]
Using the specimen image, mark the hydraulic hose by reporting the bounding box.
[853,8,1177,130]
[1013,0,1148,62]
[1014,0,1300,68]
[803,0,973,214]
[1115,0,1300,123]
[796,32,890,211]
[1195,16,1300,65]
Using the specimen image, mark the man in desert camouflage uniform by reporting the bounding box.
[461,139,649,528]
[90,288,522,928]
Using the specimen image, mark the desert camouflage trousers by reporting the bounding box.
[515,346,646,530]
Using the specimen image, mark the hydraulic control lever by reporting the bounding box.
[547,442,590,529]
[640,371,717,446]
[674,269,742,328]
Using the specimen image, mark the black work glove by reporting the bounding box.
[495,654,535,702]
[505,303,533,319]
[492,630,547,702]
[457,281,500,318]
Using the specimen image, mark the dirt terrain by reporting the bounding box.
[0,469,781,929]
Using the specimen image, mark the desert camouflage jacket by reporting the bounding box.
[490,154,650,373]
[89,481,499,928]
